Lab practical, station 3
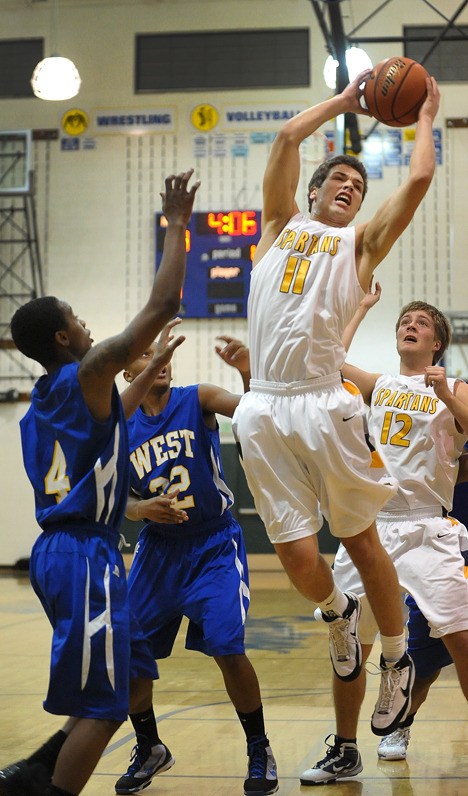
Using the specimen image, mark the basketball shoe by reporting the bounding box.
[371,653,415,735]
[244,736,278,795]
[0,759,49,796]
[378,726,411,760]
[322,592,362,681]
[114,742,174,794]
[300,735,363,785]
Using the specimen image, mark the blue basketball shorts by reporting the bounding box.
[405,593,453,678]
[30,529,157,722]
[127,516,250,658]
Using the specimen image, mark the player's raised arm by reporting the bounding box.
[341,280,382,405]
[197,336,251,419]
[342,279,381,352]
[256,71,371,264]
[79,170,199,421]
[424,369,468,435]
[214,335,250,392]
[120,319,185,419]
[357,77,440,288]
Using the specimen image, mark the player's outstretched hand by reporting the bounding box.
[361,278,382,311]
[215,335,250,376]
[148,317,185,373]
[418,76,440,123]
[340,68,373,116]
[160,168,200,227]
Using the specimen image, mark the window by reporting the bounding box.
[0,39,43,98]
[404,25,468,82]
[136,29,309,92]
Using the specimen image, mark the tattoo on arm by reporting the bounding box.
[82,336,134,378]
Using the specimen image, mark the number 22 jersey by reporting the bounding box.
[127,385,234,534]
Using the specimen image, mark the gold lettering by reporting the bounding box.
[294,230,309,253]
[166,430,182,459]
[374,388,389,406]
[275,229,290,248]
[420,395,431,413]
[328,236,341,256]
[149,435,168,466]
[130,442,152,479]
[306,235,319,255]
[393,392,413,410]
[278,229,296,250]
[179,429,195,457]
[319,235,333,253]
[384,391,398,406]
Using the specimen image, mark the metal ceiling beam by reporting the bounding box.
[326,0,349,92]
[347,0,394,38]
[309,0,335,56]
[312,0,468,145]
[418,0,468,65]
[322,0,361,154]
[347,34,468,43]
[420,0,468,36]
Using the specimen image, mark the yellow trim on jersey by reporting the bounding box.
[370,450,385,469]
[342,379,360,396]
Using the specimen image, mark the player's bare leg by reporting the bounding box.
[441,630,468,700]
[53,718,121,793]
[342,524,403,636]
[273,535,335,603]
[215,654,278,796]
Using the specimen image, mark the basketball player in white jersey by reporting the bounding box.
[232,69,440,753]
[302,293,468,784]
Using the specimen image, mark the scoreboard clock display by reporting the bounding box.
[155,210,261,318]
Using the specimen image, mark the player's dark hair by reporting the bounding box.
[396,301,452,365]
[307,155,368,212]
[10,296,67,366]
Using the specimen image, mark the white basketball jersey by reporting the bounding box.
[368,373,467,511]
[248,213,364,382]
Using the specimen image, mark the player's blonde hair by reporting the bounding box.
[396,301,452,364]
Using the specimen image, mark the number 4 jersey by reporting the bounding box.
[20,361,129,535]
[368,373,467,512]
[127,385,234,534]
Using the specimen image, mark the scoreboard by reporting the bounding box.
[155,210,261,318]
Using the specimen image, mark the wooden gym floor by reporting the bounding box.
[0,563,467,795]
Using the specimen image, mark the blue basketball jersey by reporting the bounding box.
[127,385,234,533]
[20,361,129,536]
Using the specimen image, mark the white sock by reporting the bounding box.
[318,586,349,619]
[381,632,406,664]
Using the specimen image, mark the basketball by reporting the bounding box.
[363,56,429,127]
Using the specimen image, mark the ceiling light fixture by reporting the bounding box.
[31,0,81,101]
[323,46,372,91]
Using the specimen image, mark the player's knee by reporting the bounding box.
[214,653,247,674]
[341,525,384,569]
[274,537,319,577]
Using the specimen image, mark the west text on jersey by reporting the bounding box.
[130,429,195,478]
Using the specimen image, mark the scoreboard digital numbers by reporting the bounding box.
[155,210,261,318]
